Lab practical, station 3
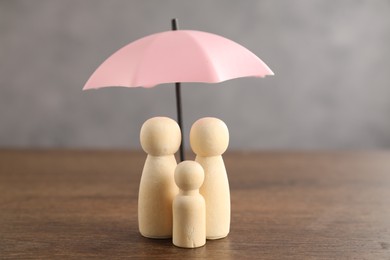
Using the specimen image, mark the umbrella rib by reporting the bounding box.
[129,34,162,88]
[184,31,223,83]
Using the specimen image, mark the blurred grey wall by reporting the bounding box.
[1,0,390,150]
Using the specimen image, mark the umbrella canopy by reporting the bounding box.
[84,23,273,162]
[83,30,273,90]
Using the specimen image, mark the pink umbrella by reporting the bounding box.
[84,19,273,161]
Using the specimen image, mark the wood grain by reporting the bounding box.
[1,150,390,259]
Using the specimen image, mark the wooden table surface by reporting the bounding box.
[1,150,390,259]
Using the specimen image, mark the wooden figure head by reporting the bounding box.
[190,117,229,157]
[174,161,204,191]
[140,117,181,156]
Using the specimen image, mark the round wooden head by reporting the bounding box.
[140,117,181,156]
[190,117,229,157]
[174,161,204,191]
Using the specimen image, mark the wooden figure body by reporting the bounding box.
[138,117,181,238]
[173,161,206,248]
[190,117,230,240]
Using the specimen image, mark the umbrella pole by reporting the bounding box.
[172,18,185,162]
[175,82,184,162]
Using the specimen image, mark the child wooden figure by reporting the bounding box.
[190,117,230,240]
[173,161,206,248]
[138,117,181,238]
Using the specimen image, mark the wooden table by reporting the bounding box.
[1,150,390,259]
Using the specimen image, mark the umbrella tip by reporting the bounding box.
[171,18,179,31]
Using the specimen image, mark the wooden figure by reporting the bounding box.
[190,117,230,240]
[173,161,206,248]
[138,117,181,238]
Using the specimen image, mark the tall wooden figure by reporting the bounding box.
[138,117,181,238]
[173,161,206,248]
[190,117,230,240]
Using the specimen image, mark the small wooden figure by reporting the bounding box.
[173,161,206,248]
[138,117,181,238]
[190,117,230,240]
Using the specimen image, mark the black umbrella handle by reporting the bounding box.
[171,18,185,162]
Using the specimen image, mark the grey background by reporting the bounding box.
[1,0,390,150]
